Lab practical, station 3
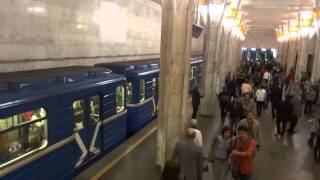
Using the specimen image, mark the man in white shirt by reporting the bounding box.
[190,119,203,147]
[255,85,267,117]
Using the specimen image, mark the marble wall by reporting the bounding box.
[0,0,204,72]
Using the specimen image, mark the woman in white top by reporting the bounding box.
[255,85,267,117]
[189,119,203,147]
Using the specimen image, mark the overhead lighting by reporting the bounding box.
[251,48,256,51]
[199,0,208,5]
[300,10,315,27]
[211,0,224,4]
[27,6,46,13]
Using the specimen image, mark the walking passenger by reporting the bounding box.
[304,86,316,115]
[160,160,181,180]
[288,91,303,135]
[255,85,267,117]
[238,111,261,150]
[228,95,244,135]
[172,128,203,180]
[270,83,282,120]
[241,79,252,95]
[191,86,203,119]
[240,93,256,119]
[209,127,233,180]
[189,119,203,147]
[230,126,257,180]
[219,87,231,122]
[276,97,293,136]
[308,113,320,148]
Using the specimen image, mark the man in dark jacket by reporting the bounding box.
[270,83,282,120]
[228,95,244,135]
[276,97,293,136]
[191,86,203,119]
[219,87,231,122]
[172,128,203,180]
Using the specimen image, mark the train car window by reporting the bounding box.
[140,80,146,102]
[90,96,100,122]
[0,108,48,167]
[116,86,125,113]
[73,100,85,131]
[126,82,133,104]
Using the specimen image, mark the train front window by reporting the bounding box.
[116,86,125,113]
[140,80,146,102]
[190,66,194,80]
[126,82,132,104]
[0,108,48,168]
[152,78,157,97]
[73,100,85,131]
[90,96,100,123]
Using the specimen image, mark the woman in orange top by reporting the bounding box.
[230,125,257,180]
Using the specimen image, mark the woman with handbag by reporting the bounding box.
[208,126,233,180]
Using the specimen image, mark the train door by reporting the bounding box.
[72,95,102,168]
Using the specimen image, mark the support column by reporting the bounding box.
[312,28,320,82]
[200,3,225,116]
[220,24,232,89]
[157,0,197,168]
[286,35,298,75]
[296,34,309,80]
[213,25,225,97]
[312,0,320,82]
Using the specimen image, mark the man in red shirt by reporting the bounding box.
[230,126,256,180]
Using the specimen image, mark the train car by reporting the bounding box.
[0,67,127,179]
[96,60,159,135]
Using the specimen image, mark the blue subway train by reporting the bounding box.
[96,60,159,135]
[0,57,202,179]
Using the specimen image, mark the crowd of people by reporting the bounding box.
[160,61,320,180]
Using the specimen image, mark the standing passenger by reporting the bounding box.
[209,127,233,180]
[172,128,203,180]
[230,126,257,180]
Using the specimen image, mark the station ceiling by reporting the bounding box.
[242,0,314,31]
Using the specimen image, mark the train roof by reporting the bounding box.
[0,66,125,109]
[96,59,160,78]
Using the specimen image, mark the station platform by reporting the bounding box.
[75,105,320,180]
